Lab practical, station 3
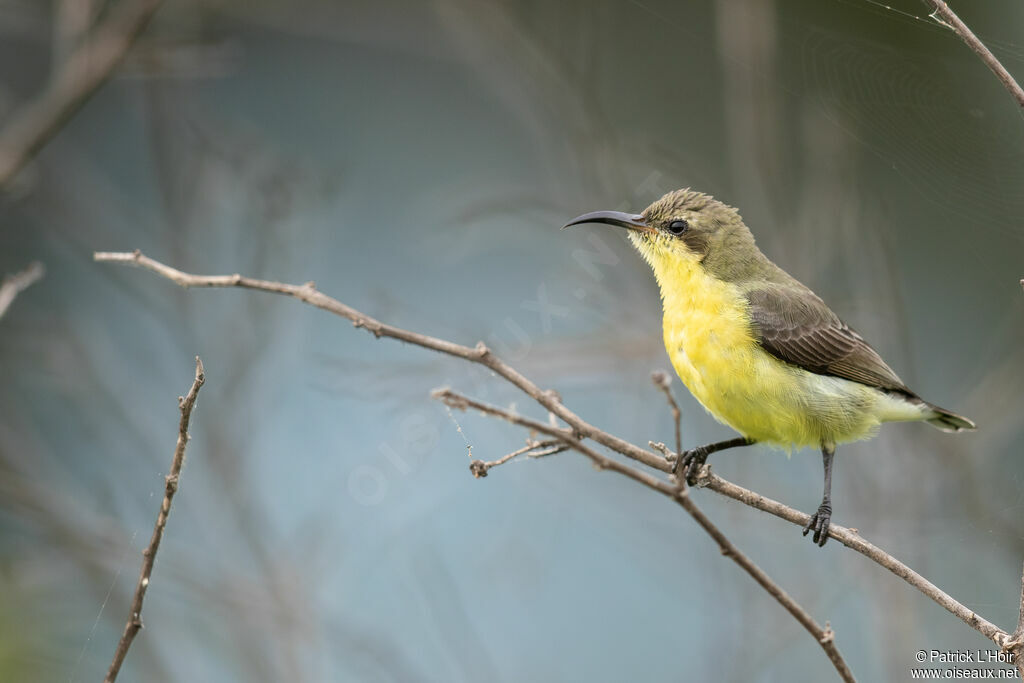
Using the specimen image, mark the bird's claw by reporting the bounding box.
[802,503,832,547]
[674,445,709,486]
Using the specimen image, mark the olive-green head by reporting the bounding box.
[563,188,768,282]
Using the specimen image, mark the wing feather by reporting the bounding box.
[745,286,909,393]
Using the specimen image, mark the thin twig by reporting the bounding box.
[104,356,205,683]
[922,0,1024,109]
[469,439,566,478]
[0,261,45,320]
[651,371,682,457]
[435,388,855,681]
[0,0,164,187]
[94,251,1019,668]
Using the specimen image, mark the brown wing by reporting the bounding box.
[745,286,910,393]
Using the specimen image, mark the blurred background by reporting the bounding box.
[1,0,1023,681]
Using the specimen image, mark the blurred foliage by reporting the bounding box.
[1,0,1023,681]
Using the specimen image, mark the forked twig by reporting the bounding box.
[469,439,567,478]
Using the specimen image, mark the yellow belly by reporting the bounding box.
[657,261,887,449]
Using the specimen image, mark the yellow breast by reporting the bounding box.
[644,248,883,449]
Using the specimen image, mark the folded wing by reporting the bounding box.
[744,285,911,395]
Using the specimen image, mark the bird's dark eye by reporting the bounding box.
[667,220,689,235]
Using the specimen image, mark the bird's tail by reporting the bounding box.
[924,403,976,433]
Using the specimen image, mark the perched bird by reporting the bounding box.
[564,188,974,546]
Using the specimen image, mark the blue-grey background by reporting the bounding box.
[1,1,1023,681]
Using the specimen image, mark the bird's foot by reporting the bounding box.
[802,502,832,547]
[674,445,710,486]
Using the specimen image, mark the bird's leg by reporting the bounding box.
[803,444,835,547]
[675,437,753,486]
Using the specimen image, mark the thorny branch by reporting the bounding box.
[94,250,1023,678]
[0,0,164,187]
[104,356,205,683]
[0,261,45,320]
[922,0,1024,109]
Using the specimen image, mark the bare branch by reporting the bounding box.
[435,388,855,682]
[0,261,45,320]
[439,376,1013,652]
[922,0,1024,109]
[694,468,1008,644]
[104,356,205,683]
[0,0,164,187]
[651,371,681,457]
[93,250,669,471]
[95,250,1021,671]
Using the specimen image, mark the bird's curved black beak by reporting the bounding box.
[562,210,655,235]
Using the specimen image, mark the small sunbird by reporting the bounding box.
[564,188,974,546]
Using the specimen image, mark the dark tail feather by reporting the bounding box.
[925,403,976,432]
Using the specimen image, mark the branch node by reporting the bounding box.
[431,387,468,411]
[820,623,835,645]
[999,634,1023,652]
[649,441,677,463]
[475,341,491,358]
